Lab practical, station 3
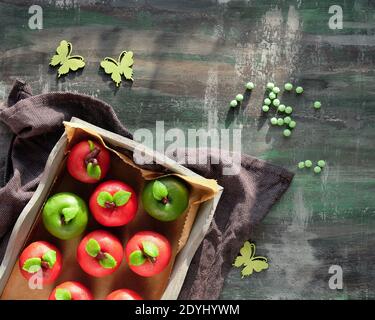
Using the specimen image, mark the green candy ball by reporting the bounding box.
[262,105,270,112]
[314,101,321,109]
[266,82,275,90]
[298,161,305,169]
[304,160,312,168]
[270,117,278,125]
[236,94,244,102]
[285,106,293,114]
[283,129,291,137]
[269,92,276,100]
[296,86,304,94]
[317,160,326,168]
[278,104,286,112]
[284,83,293,91]
[289,120,296,128]
[284,116,291,124]
[230,100,238,107]
[246,82,255,90]
[277,118,284,126]
[314,166,322,173]
[273,87,280,94]
[264,98,271,105]
[273,99,280,107]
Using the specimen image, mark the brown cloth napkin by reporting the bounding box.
[0,80,294,300]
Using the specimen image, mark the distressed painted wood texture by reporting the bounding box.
[0,0,374,299]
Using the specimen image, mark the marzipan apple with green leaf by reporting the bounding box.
[125,231,172,277]
[77,230,123,277]
[49,281,93,300]
[89,180,138,227]
[67,140,110,184]
[19,241,62,285]
[42,192,88,240]
[141,176,190,222]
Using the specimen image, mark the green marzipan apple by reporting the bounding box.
[141,177,189,222]
[42,192,89,240]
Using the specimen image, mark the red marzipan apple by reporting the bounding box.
[49,281,93,300]
[67,140,110,184]
[125,231,172,277]
[19,241,62,285]
[77,230,123,277]
[89,180,138,227]
[106,289,143,300]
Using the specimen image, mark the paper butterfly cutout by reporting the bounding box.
[100,51,134,87]
[233,241,269,278]
[49,40,85,77]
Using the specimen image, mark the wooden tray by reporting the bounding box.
[0,118,223,300]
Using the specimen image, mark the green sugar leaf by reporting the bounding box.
[99,253,117,269]
[61,206,78,223]
[85,238,101,258]
[129,250,146,266]
[97,191,113,208]
[42,250,57,268]
[142,241,159,258]
[87,162,101,180]
[22,257,42,273]
[152,180,168,201]
[88,140,95,152]
[55,288,72,300]
[113,190,132,207]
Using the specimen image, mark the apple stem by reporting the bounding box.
[105,201,117,209]
[85,147,101,166]
[161,197,169,205]
[95,251,106,261]
[41,261,50,269]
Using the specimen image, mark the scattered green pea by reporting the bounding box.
[317,160,326,168]
[285,106,293,114]
[298,161,305,169]
[269,92,276,100]
[314,166,322,173]
[304,160,312,168]
[236,94,244,102]
[273,87,280,94]
[264,98,271,105]
[277,118,284,126]
[289,120,296,128]
[230,100,238,107]
[278,104,286,112]
[283,129,291,137]
[284,83,293,91]
[270,117,278,125]
[284,116,291,124]
[273,99,280,107]
[262,105,270,112]
[314,101,321,109]
[296,86,303,94]
[246,82,255,90]
[267,82,275,90]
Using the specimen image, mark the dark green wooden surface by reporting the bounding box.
[0,0,374,299]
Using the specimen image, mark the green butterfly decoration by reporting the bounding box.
[233,241,269,278]
[50,40,85,77]
[100,51,134,87]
